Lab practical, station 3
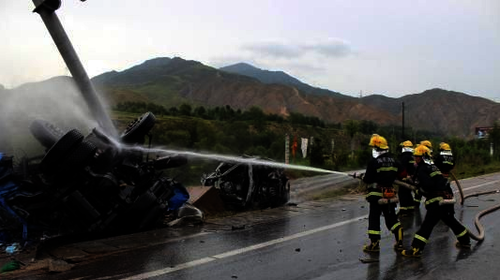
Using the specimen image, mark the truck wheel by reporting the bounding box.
[120,112,156,144]
[63,140,98,170]
[40,129,84,174]
[30,119,65,149]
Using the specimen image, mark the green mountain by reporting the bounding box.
[4,56,497,138]
[220,62,350,99]
[92,57,258,108]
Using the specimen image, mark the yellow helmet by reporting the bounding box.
[439,142,451,151]
[420,140,432,149]
[369,134,389,150]
[413,144,431,157]
[400,140,413,147]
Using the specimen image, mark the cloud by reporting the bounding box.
[242,38,354,59]
[243,41,303,59]
[303,38,354,58]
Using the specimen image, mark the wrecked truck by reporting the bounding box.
[201,155,291,210]
[0,112,195,245]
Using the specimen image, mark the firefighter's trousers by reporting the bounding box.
[367,200,402,242]
[398,186,415,212]
[411,201,470,250]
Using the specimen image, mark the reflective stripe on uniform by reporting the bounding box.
[368,230,381,235]
[430,170,442,177]
[414,234,428,243]
[390,222,401,232]
[399,206,415,210]
[377,167,398,173]
[366,192,383,198]
[425,197,443,205]
[456,229,468,238]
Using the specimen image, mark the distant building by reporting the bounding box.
[475,126,494,139]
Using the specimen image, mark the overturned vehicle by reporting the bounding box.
[201,155,290,210]
[0,112,196,245]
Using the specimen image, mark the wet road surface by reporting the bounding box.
[5,172,500,279]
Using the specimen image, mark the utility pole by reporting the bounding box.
[401,102,405,140]
[31,0,117,138]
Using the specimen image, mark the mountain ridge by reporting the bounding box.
[3,57,499,138]
[220,62,350,99]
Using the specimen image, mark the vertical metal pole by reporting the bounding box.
[32,0,117,138]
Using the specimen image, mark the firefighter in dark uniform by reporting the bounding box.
[360,134,404,252]
[397,140,416,216]
[402,145,470,258]
[434,142,455,177]
[413,140,433,206]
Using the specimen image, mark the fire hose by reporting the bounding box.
[393,174,500,242]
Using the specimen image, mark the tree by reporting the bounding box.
[488,122,500,159]
[179,103,192,116]
[193,106,207,119]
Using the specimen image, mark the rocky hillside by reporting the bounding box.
[220,63,348,99]
[3,57,499,138]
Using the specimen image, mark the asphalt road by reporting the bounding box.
[5,172,500,280]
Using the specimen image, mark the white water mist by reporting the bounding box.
[0,76,100,157]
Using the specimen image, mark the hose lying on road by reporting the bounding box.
[462,189,500,241]
[394,178,500,242]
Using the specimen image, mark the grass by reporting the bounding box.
[454,162,500,179]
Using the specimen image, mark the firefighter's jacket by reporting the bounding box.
[434,150,455,175]
[413,161,453,205]
[362,152,400,202]
[398,151,415,179]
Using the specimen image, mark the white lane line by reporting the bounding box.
[119,215,367,280]
[461,180,500,191]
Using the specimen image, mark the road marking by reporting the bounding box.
[462,180,500,191]
[115,177,499,279]
[119,215,367,280]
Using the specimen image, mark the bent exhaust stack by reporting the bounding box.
[31,0,117,138]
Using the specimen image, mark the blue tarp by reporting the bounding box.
[168,184,190,211]
[0,153,28,241]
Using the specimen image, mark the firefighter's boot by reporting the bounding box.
[402,247,422,258]
[363,240,380,252]
[456,231,471,249]
[393,227,404,251]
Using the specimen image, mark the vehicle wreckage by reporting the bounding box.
[0,0,291,251]
[201,156,290,210]
[0,112,198,245]
[0,112,292,246]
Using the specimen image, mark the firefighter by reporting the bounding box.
[401,145,470,258]
[413,140,433,206]
[434,142,455,177]
[397,140,416,216]
[420,140,433,154]
[359,134,403,252]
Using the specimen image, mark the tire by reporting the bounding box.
[283,179,291,203]
[30,119,65,149]
[270,178,290,207]
[120,112,156,144]
[40,129,85,174]
[63,140,98,170]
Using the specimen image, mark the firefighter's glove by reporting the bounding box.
[402,176,414,184]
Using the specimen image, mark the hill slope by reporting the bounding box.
[220,62,350,99]
[3,57,499,138]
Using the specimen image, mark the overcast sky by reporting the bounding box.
[1,0,499,100]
